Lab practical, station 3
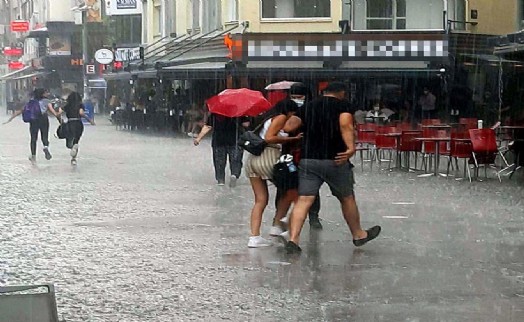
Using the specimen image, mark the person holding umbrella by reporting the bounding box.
[194,89,274,187]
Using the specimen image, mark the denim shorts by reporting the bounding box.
[298,159,355,198]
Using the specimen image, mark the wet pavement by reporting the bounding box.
[0,116,523,321]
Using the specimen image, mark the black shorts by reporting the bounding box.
[298,159,355,198]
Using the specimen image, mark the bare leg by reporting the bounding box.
[273,189,297,226]
[339,194,367,240]
[289,195,316,244]
[249,177,269,236]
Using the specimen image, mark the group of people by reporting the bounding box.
[194,82,381,253]
[4,88,96,165]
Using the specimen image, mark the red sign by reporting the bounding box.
[113,61,123,69]
[8,61,25,70]
[3,47,23,56]
[10,20,30,32]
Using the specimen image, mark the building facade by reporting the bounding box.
[99,0,521,124]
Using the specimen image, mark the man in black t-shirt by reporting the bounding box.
[193,113,246,187]
[283,82,381,253]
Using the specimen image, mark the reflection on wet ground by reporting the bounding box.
[0,118,522,321]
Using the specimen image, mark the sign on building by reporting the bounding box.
[86,65,96,74]
[10,21,29,32]
[114,47,141,62]
[107,0,143,16]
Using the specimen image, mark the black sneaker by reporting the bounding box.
[353,226,381,247]
[285,241,302,254]
[43,148,52,160]
[309,217,323,230]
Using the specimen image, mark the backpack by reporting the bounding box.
[22,99,42,123]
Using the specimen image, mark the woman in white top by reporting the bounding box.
[244,101,302,248]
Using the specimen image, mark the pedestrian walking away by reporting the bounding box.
[283,81,381,254]
[56,92,96,165]
[193,113,247,187]
[3,88,61,163]
[243,102,303,248]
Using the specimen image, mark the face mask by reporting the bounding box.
[292,99,304,107]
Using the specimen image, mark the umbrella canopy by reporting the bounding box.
[206,88,272,117]
[265,80,298,91]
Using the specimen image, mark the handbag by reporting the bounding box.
[272,154,299,190]
[238,130,268,156]
[56,122,69,139]
[238,116,273,156]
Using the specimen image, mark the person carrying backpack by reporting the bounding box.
[3,88,61,163]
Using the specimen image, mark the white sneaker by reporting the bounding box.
[70,144,79,158]
[71,158,77,166]
[29,155,36,164]
[248,236,272,248]
[229,175,237,188]
[269,225,284,236]
[280,216,289,225]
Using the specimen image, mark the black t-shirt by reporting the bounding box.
[295,96,355,160]
[64,103,84,119]
[206,114,242,147]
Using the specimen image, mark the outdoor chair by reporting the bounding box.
[468,128,502,182]
[459,117,478,130]
[398,130,423,170]
[421,118,441,126]
[374,126,397,170]
[396,122,413,131]
[356,123,376,171]
[0,284,59,322]
[446,131,473,182]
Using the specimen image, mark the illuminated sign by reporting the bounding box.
[10,21,30,32]
[8,61,25,69]
[3,47,23,56]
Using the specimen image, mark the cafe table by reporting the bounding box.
[414,137,451,177]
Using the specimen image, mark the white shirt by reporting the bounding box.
[259,119,288,140]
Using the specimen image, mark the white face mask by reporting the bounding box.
[292,98,305,107]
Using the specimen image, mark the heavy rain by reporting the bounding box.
[0,1,523,321]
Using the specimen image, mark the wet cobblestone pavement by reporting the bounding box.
[0,117,523,321]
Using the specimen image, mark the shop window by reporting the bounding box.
[261,0,331,19]
[366,0,406,30]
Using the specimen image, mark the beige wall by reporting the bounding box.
[468,0,518,35]
[238,0,343,33]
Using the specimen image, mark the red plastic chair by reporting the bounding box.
[396,123,413,131]
[356,123,377,171]
[422,129,449,173]
[459,117,478,130]
[468,128,501,181]
[375,126,397,170]
[421,119,441,126]
[446,131,473,181]
[399,130,423,170]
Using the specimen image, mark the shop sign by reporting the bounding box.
[8,61,25,70]
[86,64,96,74]
[2,47,23,56]
[108,0,143,16]
[114,47,140,62]
[10,21,30,32]
[94,49,114,64]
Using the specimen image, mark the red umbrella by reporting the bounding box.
[206,88,272,117]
